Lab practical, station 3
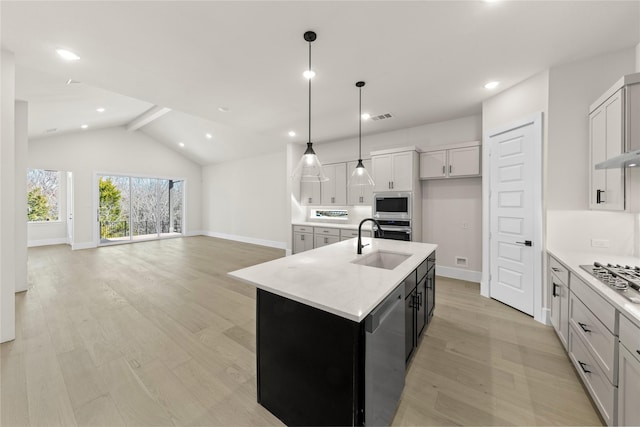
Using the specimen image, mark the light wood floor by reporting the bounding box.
[1,236,602,426]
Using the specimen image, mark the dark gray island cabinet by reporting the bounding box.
[230,238,437,427]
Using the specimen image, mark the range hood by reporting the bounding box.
[595,149,640,169]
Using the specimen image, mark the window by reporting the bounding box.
[27,169,60,222]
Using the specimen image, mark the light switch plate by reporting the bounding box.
[591,238,610,248]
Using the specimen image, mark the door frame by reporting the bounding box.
[481,112,545,323]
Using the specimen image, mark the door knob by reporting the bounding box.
[516,240,533,247]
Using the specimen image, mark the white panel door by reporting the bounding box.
[489,123,535,315]
[66,171,74,244]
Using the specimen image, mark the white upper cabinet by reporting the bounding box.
[321,163,347,205]
[371,150,417,192]
[589,88,625,211]
[300,181,321,205]
[419,142,481,180]
[347,159,373,205]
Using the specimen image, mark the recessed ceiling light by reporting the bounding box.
[96,107,105,113]
[484,81,500,89]
[218,107,230,113]
[361,113,371,120]
[80,124,88,129]
[205,133,213,139]
[303,69,316,79]
[178,142,185,148]
[288,131,296,137]
[56,49,80,61]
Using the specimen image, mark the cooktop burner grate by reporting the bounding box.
[579,263,640,304]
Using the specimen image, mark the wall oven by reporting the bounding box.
[373,192,412,220]
[375,220,412,241]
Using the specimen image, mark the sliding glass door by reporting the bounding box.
[99,174,183,245]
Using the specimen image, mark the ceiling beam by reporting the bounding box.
[125,105,171,132]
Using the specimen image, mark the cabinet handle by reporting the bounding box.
[308,197,312,203]
[301,234,305,241]
[578,322,591,333]
[636,350,640,356]
[551,267,561,272]
[596,189,604,204]
[442,165,445,175]
[578,361,591,374]
[418,291,423,308]
[359,196,363,203]
[449,165,452,174]
[331,197,335,203]
[552,283,559,297]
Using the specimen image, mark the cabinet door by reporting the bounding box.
[321,163,347,205]
[347,160,373,205]
[426,267,435,319]
[300,181,321,205]
[416,276,427,337]
[405,291,415,364]
[559,282,569,348]
[618,345,640,427]
[590,89,624,211]
[419,150,447,179]
[314,235,339,248]
[372,155,393,192]
[293,232,313,254]
[391,152,414,191]
[550,276,568,349]
[449,146,480,177]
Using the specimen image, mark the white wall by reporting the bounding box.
[202,151,288,249]
[15,101,28,293]
[28,127,202,248]
[1,49,17,342]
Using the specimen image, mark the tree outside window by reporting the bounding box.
[27,169,60,222]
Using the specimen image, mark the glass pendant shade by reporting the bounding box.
[349,159,375,186]
[293,142,329,182]
[350,81,375,188]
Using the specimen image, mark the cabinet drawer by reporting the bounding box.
[570,274,616,333]
[314,227,340,237]
[620,314,640,356]
[569,292,616,384]
[549,256,569,285]
[568,327,615,426]
[293,225,313,233]
[339,229,370,239]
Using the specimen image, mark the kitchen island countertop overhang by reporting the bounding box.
[228,238,438,322]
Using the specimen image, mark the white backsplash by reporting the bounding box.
[547,210,637,256]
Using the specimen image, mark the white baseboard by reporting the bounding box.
[203,231,287,250]
[28,237,69,248]
[72,241,96,250]
[539,307,552,326]
[436,265,482,283]
[184,230,205,237]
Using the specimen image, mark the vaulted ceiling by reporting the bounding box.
[2,1,639,165]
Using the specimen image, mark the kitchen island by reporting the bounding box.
[229,237,437,426]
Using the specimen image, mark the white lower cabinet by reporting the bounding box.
[568,327,616,426]
[293,232,313,254]
[618,315,640,427]
[314,234,339,248]
[293,225,364,252]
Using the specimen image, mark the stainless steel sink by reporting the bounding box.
[351,251,411,270]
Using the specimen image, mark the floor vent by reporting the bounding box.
[370,112,393,121]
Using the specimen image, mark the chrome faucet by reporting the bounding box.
[358,218,383,254]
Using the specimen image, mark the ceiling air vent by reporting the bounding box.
[370,113,393,121]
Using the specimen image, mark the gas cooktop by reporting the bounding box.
[580,262,640,304]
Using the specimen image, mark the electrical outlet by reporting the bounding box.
[455,256,468,267]
[591,238,610,248]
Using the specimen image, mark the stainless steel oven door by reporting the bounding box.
[377,226,411,241]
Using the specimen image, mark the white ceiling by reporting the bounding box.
[2,1,639,166]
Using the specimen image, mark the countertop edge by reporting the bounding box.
[547,248,640,329]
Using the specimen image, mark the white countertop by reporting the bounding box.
[547,248,640,328]
[229,238,437,322]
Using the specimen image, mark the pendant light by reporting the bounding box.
[349,81,375,187]
[292,31,329,182]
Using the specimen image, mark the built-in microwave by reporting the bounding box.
[373,192,412,220]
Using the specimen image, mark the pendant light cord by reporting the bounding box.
[308,42,312,144]
[358,86,362,160]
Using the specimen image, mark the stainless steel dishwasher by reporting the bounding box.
[365,284,405,426]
